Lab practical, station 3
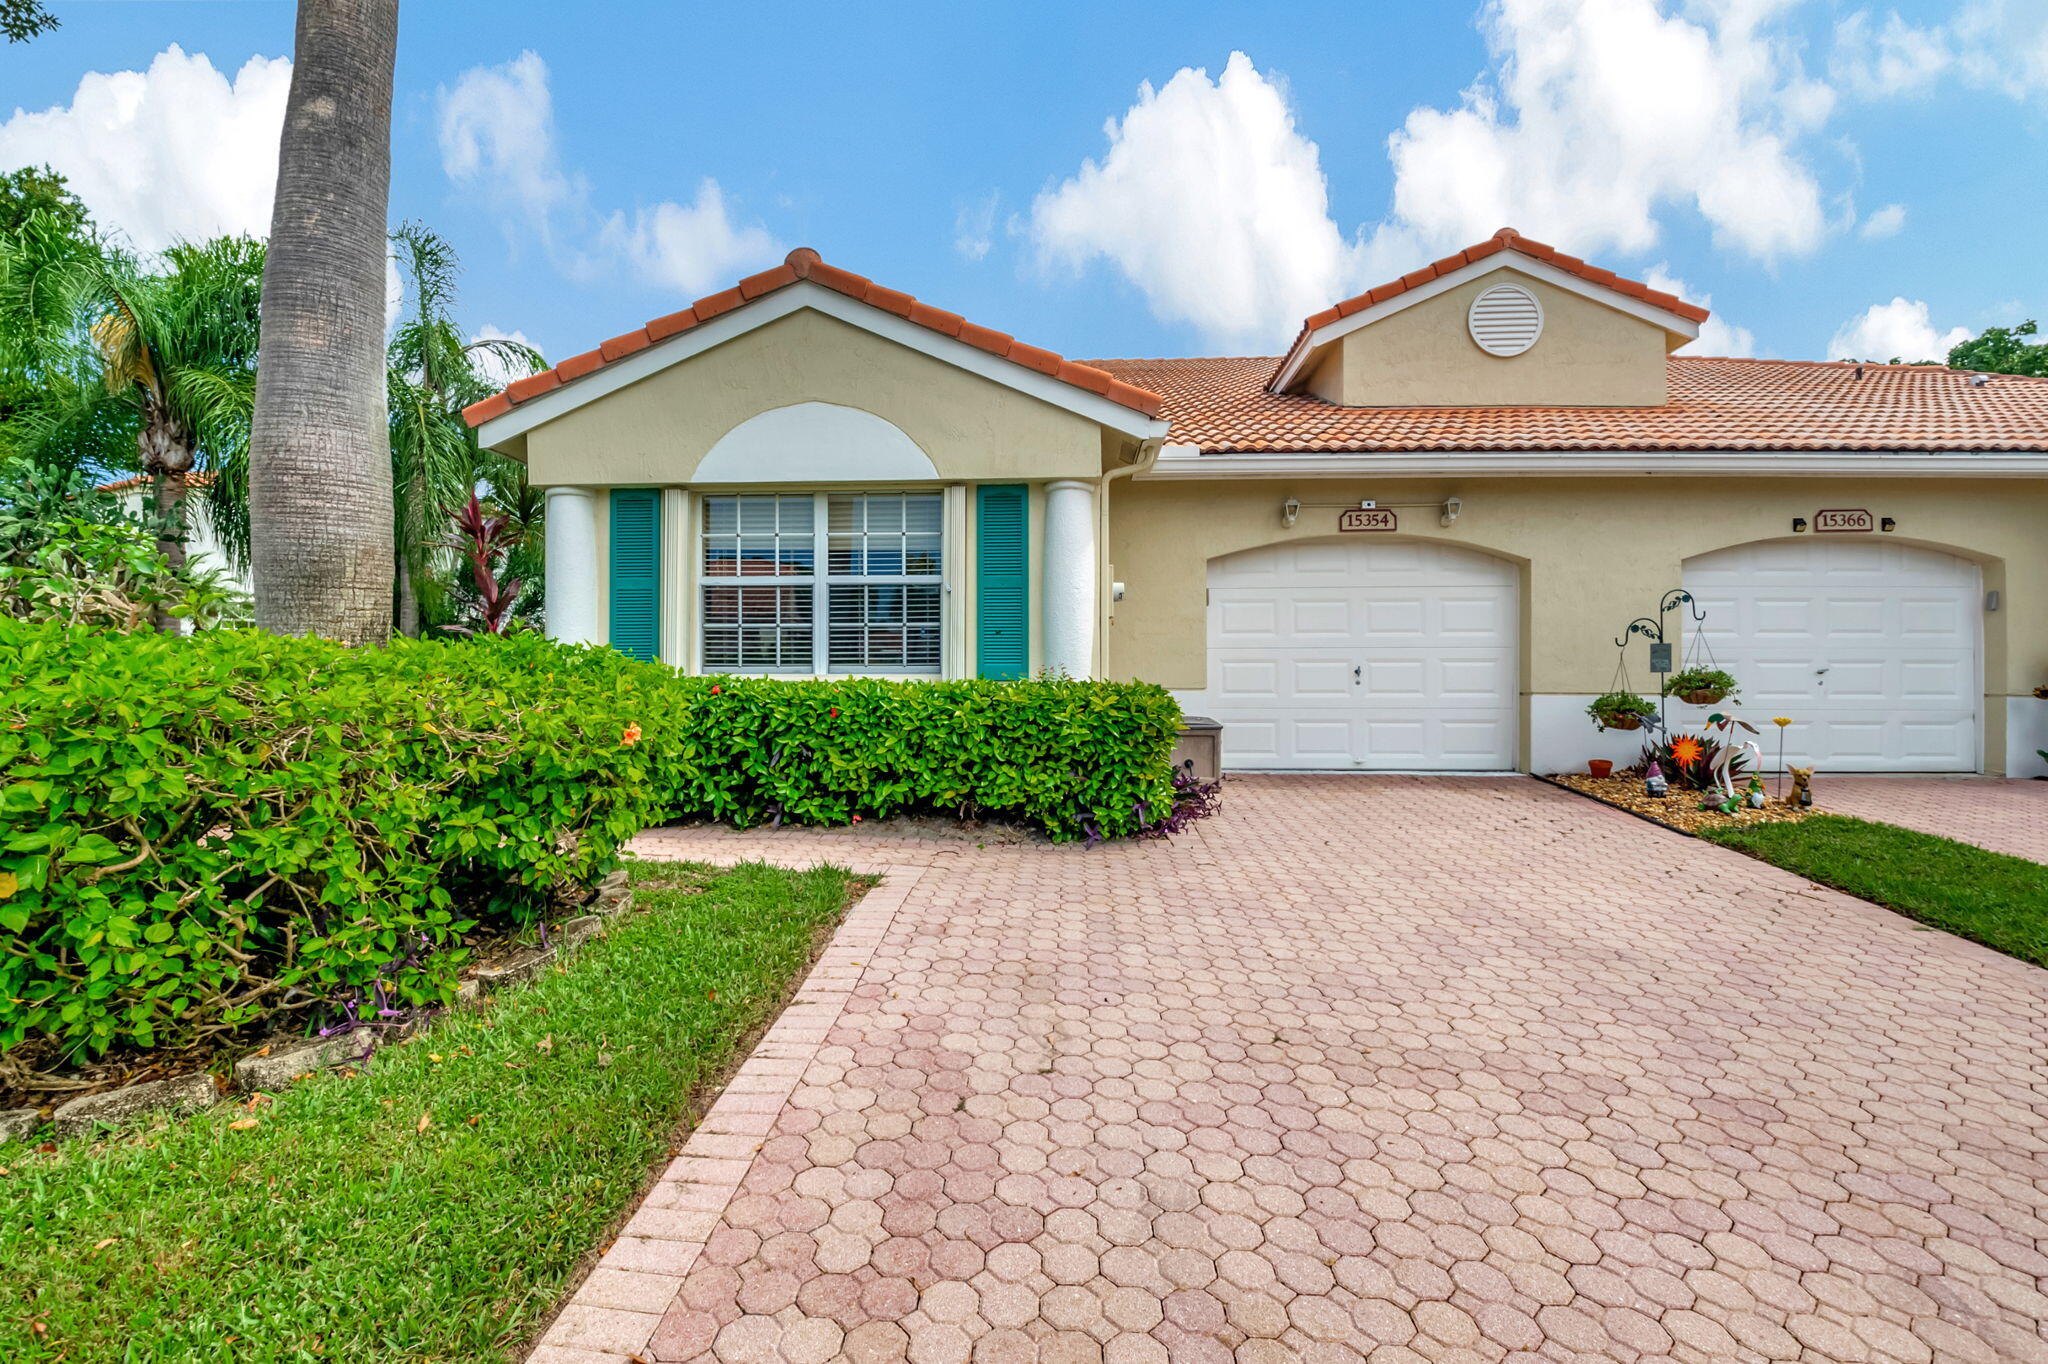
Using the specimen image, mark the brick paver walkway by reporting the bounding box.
[535,776,2048,1364]
[1816,776,2048,864]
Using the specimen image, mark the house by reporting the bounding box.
[98,472,252,598]
[463,230,2048,777]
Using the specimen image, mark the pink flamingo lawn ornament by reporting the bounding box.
[1704,712,1762,808]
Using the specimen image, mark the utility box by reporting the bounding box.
[1172,716,1223,784]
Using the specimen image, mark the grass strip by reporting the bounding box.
[1,860,860,1363]
[1701,814,2048,968]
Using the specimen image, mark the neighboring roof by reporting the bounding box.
[1086,356,2048,453]
[97,470,218,492]
[461,248,1165,429]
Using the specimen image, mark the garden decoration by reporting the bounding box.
[1587,691,1656,732]
[1702,712,1762,806]
[1744,773,1767,809]
[1612,589,1709,733]
[1772,716,1793,798]
[1788,766,1815,807]
[1644,760,1668,797]
[1660,594,1739,706]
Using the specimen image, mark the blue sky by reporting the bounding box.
[2,1,2043,369]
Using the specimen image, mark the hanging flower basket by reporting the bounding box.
[1604,713,1645,731]
[1586,691,1656,732]
[1663,668,1740,708]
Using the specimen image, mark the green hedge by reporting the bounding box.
[663,674,1180,841]
[0,626,683,1057]
[1,626,1180,1059]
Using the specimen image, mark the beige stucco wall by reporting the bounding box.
[522,308,1110,486]
[1106,475,2048,771]
[1302,268,1672,408]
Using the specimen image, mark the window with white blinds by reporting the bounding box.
[701,492,943,673]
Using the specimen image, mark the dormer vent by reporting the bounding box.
[1468,283,1545,357]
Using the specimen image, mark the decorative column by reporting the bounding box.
[544,486,600,646]
[1041,479,1097,678]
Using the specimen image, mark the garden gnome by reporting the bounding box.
[1644,761,1668,797]
[1745,774,1767,809]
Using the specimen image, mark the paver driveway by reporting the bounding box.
[1817,776,2048,864]
[538,776,2048,1364]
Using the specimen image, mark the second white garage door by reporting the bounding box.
[1683,540,1980,771]
[1185,539,1519,771]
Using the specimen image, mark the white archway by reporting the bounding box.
[695,402,938,483]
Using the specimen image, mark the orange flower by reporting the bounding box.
[1670,736,1704,767]
[621,723,642,746]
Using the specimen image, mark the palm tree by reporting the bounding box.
[247,0,399,644]
[0,216,263,629]
[385,221,543,636]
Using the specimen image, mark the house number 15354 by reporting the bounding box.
[1339,508,1398,532]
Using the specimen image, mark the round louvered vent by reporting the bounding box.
[1467,282,1544,357]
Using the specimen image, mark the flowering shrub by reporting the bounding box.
[0,626,1181,1059]
[0,625,681,1056]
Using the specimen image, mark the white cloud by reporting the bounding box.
[1382,0,1833,263]
[954,192,999,262]
[1859,203,1906,239]
[1834,3,2048,100]
[596,181,779,297]
[1830,11,1951,96]
[0,44,289,252]
[1030,5,1847,349]
[437,51,580,243]
[1029,52,1377,351]
[1827,297,1970,362]
[1644,266,1756,357]
[437,52,777,295]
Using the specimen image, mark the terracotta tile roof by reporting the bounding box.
[1085,356,2048,453]
[1292,227,1712,342]
[462,248,1165,428]
[97,470,218,492]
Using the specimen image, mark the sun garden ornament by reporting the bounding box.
[1771,716,1793,798]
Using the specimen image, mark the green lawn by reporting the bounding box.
[1702,815,2048,967]
[1,860,861,1363]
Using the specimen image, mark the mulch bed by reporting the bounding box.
[1545,772,1818,836]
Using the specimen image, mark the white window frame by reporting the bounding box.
[698,490,946,676]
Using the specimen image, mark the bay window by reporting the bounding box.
[701,492,944,673]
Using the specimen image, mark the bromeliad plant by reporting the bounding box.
[1586,691,1657,731]
[1639,732,1751,791]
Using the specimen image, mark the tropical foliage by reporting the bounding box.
[1947,320,2048,379]
[1586,691,1657,730]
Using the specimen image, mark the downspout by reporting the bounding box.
[1094,435,1165,677]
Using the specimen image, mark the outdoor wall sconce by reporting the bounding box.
[1282,497,1300,528]
[1440,497,1462,528]
[1880,517,1896,532]
[1791,517,1808,533]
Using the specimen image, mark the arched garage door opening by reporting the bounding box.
[1183,539,1520,771]
[1683,539,1981,772]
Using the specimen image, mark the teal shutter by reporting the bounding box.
[608,489,661,662]
[975,484,1028,679]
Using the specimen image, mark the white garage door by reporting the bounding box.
[1183,539,1518,771]
[1684,540,1980,772]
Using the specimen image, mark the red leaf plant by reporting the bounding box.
[443,494,523,636]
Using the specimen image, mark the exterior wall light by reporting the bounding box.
[1880,517,1897,532]
[1440,497,1463,528]
[1791,517,1808,533]
[1282,498,1300,528]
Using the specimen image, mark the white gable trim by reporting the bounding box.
[476,280,1170,448]
[1271,253,1704,393]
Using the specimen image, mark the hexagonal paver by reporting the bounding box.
[561,776,2048,1362]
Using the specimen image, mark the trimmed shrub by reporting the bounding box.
[662,674,1180,843]
[0,625,1181,1060]
[0,625,680,1057]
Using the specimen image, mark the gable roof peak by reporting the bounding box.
[463,248,1165,429]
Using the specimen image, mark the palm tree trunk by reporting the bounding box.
[395,552,418,637]
[152,467,188,634]
[248,0,399,644]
